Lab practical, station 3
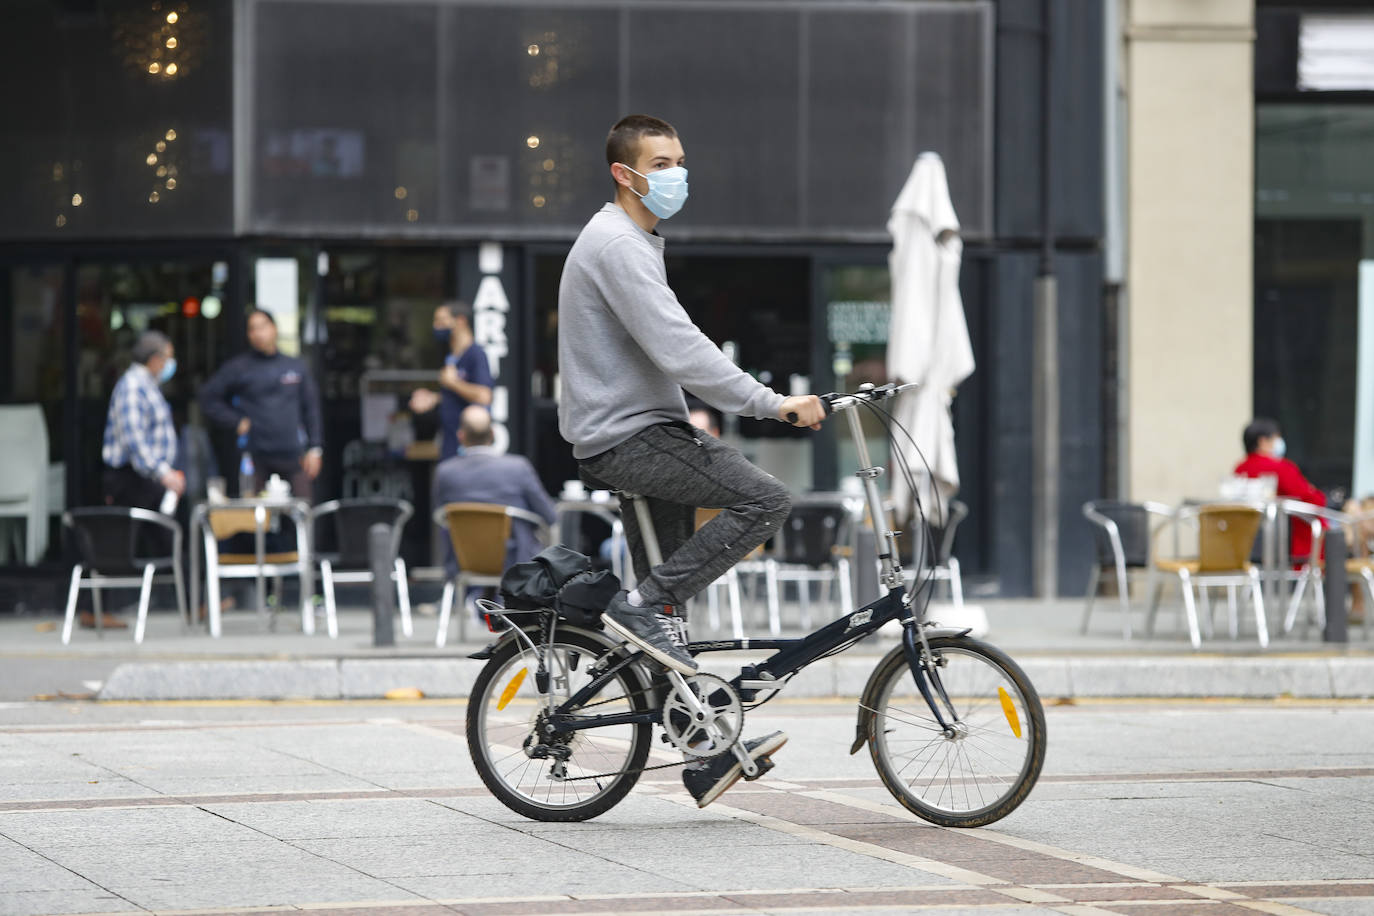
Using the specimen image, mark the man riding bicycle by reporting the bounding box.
[558,114,826,807]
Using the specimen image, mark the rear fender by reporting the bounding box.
[848,626,970,755]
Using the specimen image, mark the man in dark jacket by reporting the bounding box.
[199,309,324,500]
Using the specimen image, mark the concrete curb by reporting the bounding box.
[96,654,1374,701]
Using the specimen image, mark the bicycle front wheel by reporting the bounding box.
[866,636,1045,827]
[467,628,653,821]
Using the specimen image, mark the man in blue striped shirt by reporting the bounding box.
[102,330,184,512]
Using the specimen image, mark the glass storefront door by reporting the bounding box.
[72,255,233,510]
[1255,103,1374,493]
[819,261,893,493]
[316,247,449,565]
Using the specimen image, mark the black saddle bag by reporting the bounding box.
[499,545,619,627]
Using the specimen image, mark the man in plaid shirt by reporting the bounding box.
[102,330,184,511]
[94,330,184,628]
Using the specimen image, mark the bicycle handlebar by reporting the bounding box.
[784,382,918,425]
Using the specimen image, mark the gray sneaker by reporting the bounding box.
[602,591,698,676]
[683,731,788,808]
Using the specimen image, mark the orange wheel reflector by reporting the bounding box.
[998,686,1022,738]
[497,668,528,710]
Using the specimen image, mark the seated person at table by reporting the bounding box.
[434,406,558,579]
[1234,417,1326,562]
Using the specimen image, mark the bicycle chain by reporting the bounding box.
[556,746,733,783]
[505,636,777,784]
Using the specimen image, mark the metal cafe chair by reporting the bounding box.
[313,498,414,639]
[1341,508,1374,641]
[693,506,755,638]
[1081,500,1174,639]
[434,502,551,647]
[192,499,313,638]
[61,506,187,645]
[900,498,971,608]
[1146,502,1268,649]
[1278,502,1374,641]
[766,494,855,632]
[1275,499,1329,637]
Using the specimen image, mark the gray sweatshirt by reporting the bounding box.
[558,203,785,459]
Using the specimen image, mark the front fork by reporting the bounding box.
[901,620,959,736]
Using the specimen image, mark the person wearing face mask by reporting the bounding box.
[408,301,494,462]
[557,114,827,808]
[1235,417,1327,562]
[96,330,184,628]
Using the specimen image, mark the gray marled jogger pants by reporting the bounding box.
[579,422,791,609]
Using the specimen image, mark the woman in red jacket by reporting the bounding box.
[1234,417,1326,561]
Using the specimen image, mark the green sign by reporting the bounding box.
[827,300,890,344]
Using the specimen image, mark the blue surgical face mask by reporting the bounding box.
[624,165,689,220]
[157,356,177,384]
[433,327,452,349]
[1273,436,1286,459]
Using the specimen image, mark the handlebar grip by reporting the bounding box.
[785,395,834,426]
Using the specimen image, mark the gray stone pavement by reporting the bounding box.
[2,595,1371,701]
[0,698,1371,915]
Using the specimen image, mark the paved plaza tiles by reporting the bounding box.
[1,698,1372,915]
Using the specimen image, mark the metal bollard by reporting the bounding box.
[1324,526,1348,643]
[369,522,395,647]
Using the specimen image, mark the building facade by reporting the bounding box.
[2,0,1114,604]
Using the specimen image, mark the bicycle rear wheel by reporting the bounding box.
[866,636,1045,827]
[467,628,653,821]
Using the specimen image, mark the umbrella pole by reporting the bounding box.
[1032,0,1059,600]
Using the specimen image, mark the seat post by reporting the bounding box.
[622,492,663,567]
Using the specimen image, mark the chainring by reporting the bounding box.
[661,673,744,757]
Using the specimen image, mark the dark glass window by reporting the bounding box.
[445,6,621,228]
[252,3,441,231]
[245,1,992,241]
[0,2,234,240]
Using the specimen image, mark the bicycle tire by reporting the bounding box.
[865,636,1046,827]
[467,628,654,822]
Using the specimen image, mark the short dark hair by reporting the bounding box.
[1243,417,1280,454]
[442,300,472,325]
[247,308,276,327]
[131,330,171,365]
[606,114,678,168]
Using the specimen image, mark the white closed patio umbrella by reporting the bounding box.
[886,152,975,530]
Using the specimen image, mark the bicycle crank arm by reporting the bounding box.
[729,738,760,778]
[665,670,709,718]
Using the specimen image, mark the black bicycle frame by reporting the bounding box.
[544,588,915,734]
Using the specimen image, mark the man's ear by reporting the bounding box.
[610,162,633,189]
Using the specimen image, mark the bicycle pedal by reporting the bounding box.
[742,754,775,781]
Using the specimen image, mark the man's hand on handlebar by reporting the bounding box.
[779,394,826,430]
